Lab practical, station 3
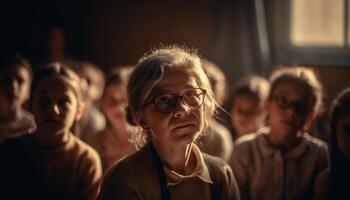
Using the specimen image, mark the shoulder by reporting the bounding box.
[302,133,329,153]
[203,153,233,182]
[233,129,266,153]
[99,144,156,197]
[72,136,101,165]
[104,143,154,182]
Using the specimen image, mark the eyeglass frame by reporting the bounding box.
[271,95,312,115]
[143,88,207,114]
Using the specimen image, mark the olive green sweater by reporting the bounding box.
[98,142,240,200]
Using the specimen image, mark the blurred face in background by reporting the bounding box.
[266,81,314,139]
[0,66,31,115]
[231,94,265,137]
[102,82,128,126]
[336,113,350,160]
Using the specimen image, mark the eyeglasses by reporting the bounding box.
[272,96,310,115]
[144,88,206,114]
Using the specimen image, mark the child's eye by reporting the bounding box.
[59,98,71,107]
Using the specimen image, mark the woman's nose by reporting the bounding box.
[173,100,190,118]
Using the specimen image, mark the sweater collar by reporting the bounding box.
[163,143,213,187]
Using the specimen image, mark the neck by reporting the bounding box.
[109,121,130,144]
[34,128,70,149]
[152,141,195,175]
[0,106,18,122]
[268,129,301,151]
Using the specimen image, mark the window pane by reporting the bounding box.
[290,0,344,47]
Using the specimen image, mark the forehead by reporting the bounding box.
[155,67,199,93]
[105,83,126,96]
[233,95,259,108]
[34,77,76,96]
[0,66,30,79]
[272,81,310,100]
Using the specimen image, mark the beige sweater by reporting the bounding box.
[0,134,102,200]
[98,142,240,200]
[229,127,329,200]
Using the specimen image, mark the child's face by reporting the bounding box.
[140,67,204,147]
[266,81,314,137]
[231,95,264,136]
[0,66,30,111]
[102,82,127,125]
[32,77,80,135]
[336,113,350,160]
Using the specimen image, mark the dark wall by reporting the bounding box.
[0,0,262,88]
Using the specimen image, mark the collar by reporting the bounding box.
[258,127,308,159]
[163,143,213,187]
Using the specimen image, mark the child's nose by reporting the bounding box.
[48,104,60,116]
[285,106,297,118]
[10,80,19,95]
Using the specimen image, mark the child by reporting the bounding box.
[229,66,329,200]
[196,58,233,161]
[0,54,36,143]
[86,67,137,172]
[228,76,269,139]
[314,88,350,200]
[0,63,102,199]
[72,61,106,141]
[98,46,240,200]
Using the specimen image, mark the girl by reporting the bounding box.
[86,67,137,172]
[98,46,240,200]
[0,63,102,200]
[0,54,36,143]
[314,88,350,200]
[228,76,269,139]
[229,67,329,200]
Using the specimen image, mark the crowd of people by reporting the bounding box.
[0,40,348,200]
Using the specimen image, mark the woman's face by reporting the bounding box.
[336,113,350,160]
[266,81,314,138]
[231,95,264,136]
[32,77,81,135]
[140,67,204,147]
[102,82,128,125]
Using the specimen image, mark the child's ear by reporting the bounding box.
[75,103,85,121]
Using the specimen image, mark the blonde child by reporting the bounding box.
[0,63,102,199]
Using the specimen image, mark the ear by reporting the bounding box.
[134,111,149,130]
[75,102,85,121]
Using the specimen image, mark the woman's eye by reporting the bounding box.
[155,95,172,105]
[184,90,195,98]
